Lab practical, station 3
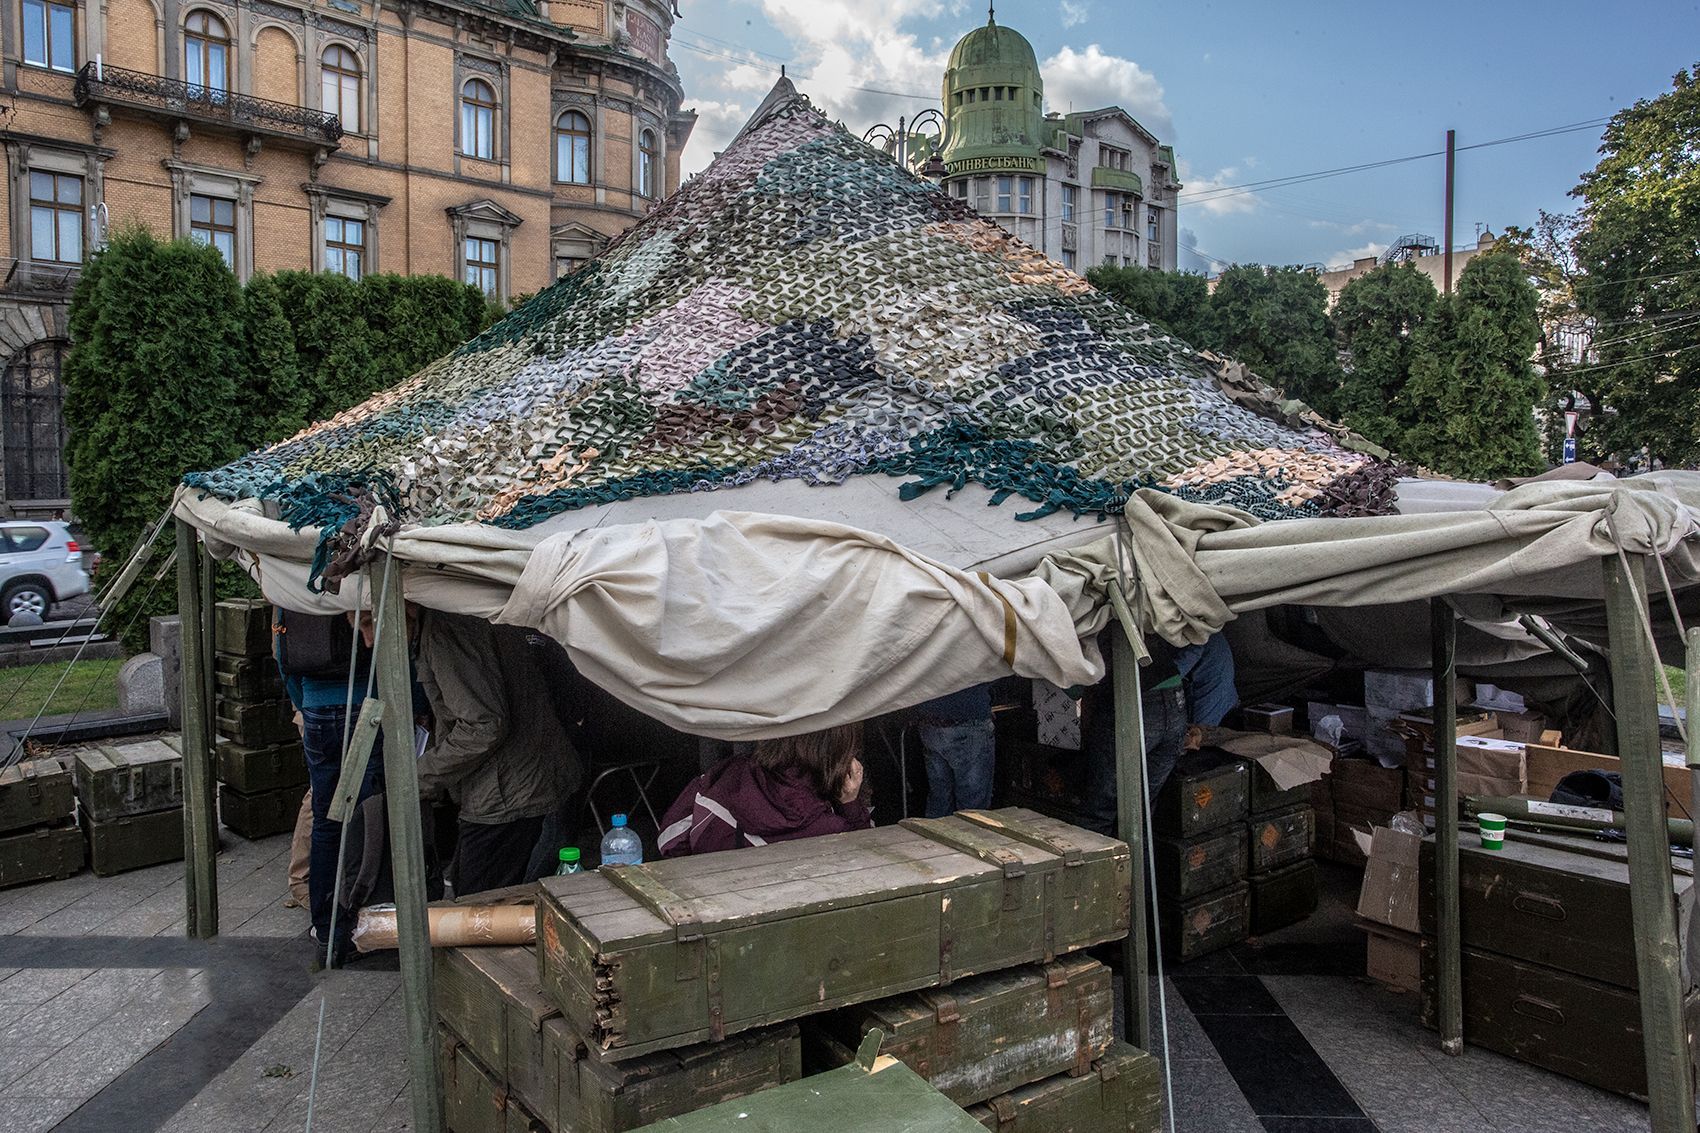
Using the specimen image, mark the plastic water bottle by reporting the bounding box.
[600,814,644,867]
[554,847,582,876]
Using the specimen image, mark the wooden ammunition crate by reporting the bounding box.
[215,701,297,749]
[809,956,1113,1106]
[1248,760,1311,816]
[214,599,273,657]
[1159,882,1249,964]
[82,805,183,876]
[1248,804,1314,874]
[0,756,74,835]
[1250,860,1320,936]
[963,1043,1162,1133]
[214,659,284,704]
[218,783,300,840]
[73,737,182,822]
[216,741,306,794]
[435,945,802,1133]
[1153,752,1249,838]
[0,822,83,888]
[1419,836,1694,991]
[1154,825,1247,901]
[537,809,1130,1060]
[442,1032,528,1133]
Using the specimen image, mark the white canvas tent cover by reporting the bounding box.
[175,85,1700,740]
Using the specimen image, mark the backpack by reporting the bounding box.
[275,607,369,680]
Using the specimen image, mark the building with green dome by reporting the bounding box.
[934,9,1181,273]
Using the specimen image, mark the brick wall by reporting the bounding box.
[252,26,301,106]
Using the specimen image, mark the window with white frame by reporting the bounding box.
[1062,249,1076,270]
[21,0,74,72]
[1017,176,1033,215]
[1148,209,1159,243]
[995,175,1013,213]
[1061,184,1076,222]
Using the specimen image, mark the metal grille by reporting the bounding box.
[2,340,70,503]
[74,62,343,144]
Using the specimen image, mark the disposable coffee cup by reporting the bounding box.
[1478,813,1507,851]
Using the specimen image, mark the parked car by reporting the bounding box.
[0,521,90,623]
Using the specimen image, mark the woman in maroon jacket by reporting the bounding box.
[657,724,872,857]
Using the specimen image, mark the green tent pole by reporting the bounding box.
[175,519,218,938]
[1430,599,1462,1055]
[374,553,443,1132]
[1107,583,1150,1050]
[1602,554,1693,1132]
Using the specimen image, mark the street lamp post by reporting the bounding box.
[864,108,949,180]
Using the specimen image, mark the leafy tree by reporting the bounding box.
[271,269,376,419]
[1401,248,1545,479]
[63,228,245,645]
[1500,211,1594,463]
[1207,264,1341,411]
[237,273,311,449]
[1331,263,1438,452]
[1086,266,1215,347]
[1570,63,1700,469]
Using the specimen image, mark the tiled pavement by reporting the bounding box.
[0,834,1667,1132]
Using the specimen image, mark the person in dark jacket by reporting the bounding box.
[414,609,583,894]
[657,724,872,857]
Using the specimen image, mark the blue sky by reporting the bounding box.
[671,0,1698,274]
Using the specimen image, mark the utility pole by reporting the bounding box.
[1442,129,1456,295]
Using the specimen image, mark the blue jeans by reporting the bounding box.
[1083,685,1186,837]
[920,720,996,818]
[302,704,385,954]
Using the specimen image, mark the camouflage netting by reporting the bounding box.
[185,84,1392,572]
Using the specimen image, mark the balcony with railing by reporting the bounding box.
[74,63,343,150]
[0,258,80,299]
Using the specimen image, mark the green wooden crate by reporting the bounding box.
[0,823,83,889]
[1249,859,1319,937]
[1154,824,1247,901]
[216,741,306,794]
[214,660,284,704]
[214,599,273,657]
[629,1032,987,1133]
[0,755,75,835]
[809,955,1113,1106]
[219,783,300,840]
[1248,804,1313,874]
[82,804,183,877]
[537,809,1130,1061]
[443,1030,509,1133]
[435,943,802,1133]
[73,737,183,822]
[1153,752,1249,838]
[1158,882,1249,964]
[964,1043,1162,1133]
[215,701,297,748]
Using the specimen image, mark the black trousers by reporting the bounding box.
[453,815,545,897]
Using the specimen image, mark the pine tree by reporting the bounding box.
[1332,263,1438,453]
[237,273,311,448]
[1207,264,1341,411]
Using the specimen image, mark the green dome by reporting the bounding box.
[947,19,1040,77]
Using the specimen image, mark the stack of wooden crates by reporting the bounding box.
[213,599,304,839]
[0,755,82,886]
[74,735,185,875]
[1155,750,1318,962]
[434,809,1162,1133]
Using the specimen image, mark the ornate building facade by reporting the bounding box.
[937,13,1180,276]
[0,0,693,515]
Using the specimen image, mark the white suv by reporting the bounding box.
[0,521,90,623]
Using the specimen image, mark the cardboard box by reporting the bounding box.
[1330,759,1405,814]
[1239,704,1294,736]
[1494,710,1551,745]
[1356,826,1423,932]
[1525,744,1693,820]
[1363,922,1420,993]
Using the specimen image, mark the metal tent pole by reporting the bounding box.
[373,552,443,1132]
[175,519,218,938]
[1602,554,1693,1132]
[1430,599,1463,1054]
[1108,588,1150,1050]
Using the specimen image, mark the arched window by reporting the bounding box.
[2,341,69,503]
[320,44,361,133]
[555,110,592,185]
[637,128,658,198]
[460,78,496,160]
[184,10,230,99]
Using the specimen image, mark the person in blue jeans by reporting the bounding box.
[283,635,384,966]
[1082,632,1237,837]
[918,683,997,818]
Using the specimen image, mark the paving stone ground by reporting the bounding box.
[0,829,1666,1132]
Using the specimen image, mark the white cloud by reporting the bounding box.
[680,99,753,177]
[1176,160,1259,217]
[1040,45,1171,138]
[1059,1,1089,28]
[1325,241,1390,269]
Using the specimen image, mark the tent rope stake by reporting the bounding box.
[1602,554,1694,1133]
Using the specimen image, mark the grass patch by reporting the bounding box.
[1670,665,1688,708]
[0,658,123,722]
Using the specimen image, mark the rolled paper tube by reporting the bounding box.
[351,902,537,953]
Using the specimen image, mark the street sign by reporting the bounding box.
[1563,437,1577,464]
